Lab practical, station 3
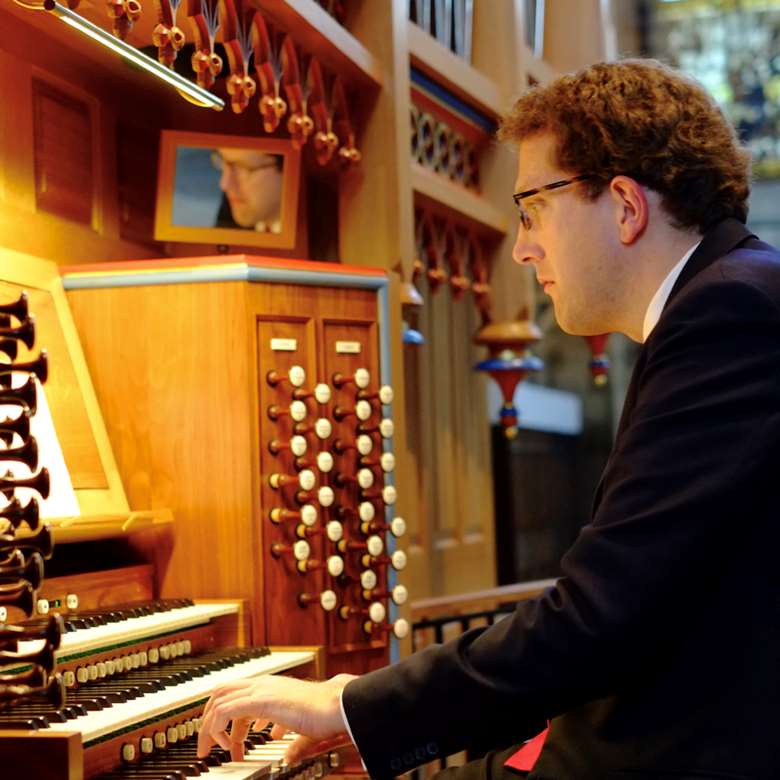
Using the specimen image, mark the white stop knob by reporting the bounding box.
[380,452,396,473]
[290,400,308,422]
[360,569,377,590]
[392,584,409,605]
[289,365,306,387]
[298,469,316,491]
[301,504,318,527]
[327,555,345,577]
[379,385,394,404]
[326,520,343,542]
[393,618,410,639]
[368,602,386,624]
[293,540,311,561]
[357,435,373,455]
[317,452,334,472]
[318,486,335,507]
[314,383,331,404]
[359,501,375,522]
[315,418,332,439]
[379,418,394,438]
[382,485,397,505]
[357,468,375,489]
[390,516,407,537]
[356,400,372,421]
[320,590,338,611]
[391,549,407,570]
[367,534,384,556]
[290,435,308,457]
[355,368,370,388]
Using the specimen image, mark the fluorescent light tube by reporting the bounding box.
[43,0,224,110]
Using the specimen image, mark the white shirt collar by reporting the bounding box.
[641,241,702,342]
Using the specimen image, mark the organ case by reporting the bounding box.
[62,256,408,676]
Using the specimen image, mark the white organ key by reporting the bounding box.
[17,602,242,660]
[46,650,315,744]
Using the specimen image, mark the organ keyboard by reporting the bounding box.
[0,592,338,780]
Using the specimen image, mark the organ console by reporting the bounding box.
[0,256,355,779]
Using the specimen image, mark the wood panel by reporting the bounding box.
[68,274,395,673]
[32,78,94,226]
[66,282,259,620]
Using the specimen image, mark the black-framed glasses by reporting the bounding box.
[512,174,595,231]
[210,151,278,178]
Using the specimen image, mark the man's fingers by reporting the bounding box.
[196,728,216,758]
[230,717,251,762]
[284,733,352,766]
[252,718,270,733]
[202,680,254,718]
[270,722,289,740]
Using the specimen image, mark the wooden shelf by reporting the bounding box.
[407,20,505,119]
[254,0,383,89]
[411,162,509,237]
[17,508,174,544]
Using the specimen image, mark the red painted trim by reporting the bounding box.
[60,255,387,278]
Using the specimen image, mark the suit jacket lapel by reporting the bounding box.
[590,219,755,515]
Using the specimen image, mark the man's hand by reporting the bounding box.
[196,673,357,763]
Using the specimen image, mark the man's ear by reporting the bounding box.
[609,175,648,245]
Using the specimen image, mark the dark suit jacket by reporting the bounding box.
[343,219,780,780]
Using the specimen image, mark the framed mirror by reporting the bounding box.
[155,130,301,249]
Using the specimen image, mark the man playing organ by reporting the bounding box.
[197,59,780,780]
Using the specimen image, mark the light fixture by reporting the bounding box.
[42,0,224,111]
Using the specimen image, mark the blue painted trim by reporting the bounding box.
[403,327,425,345]
[410,66,497,134]
[376,283,401,664]
[475,356,544,372]
[62,266,388,292]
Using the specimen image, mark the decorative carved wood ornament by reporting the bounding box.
[152,0,185,66]
[219,0,256,113]
[252,12,286,131]
[186,0,223,90]
[414,207,492,318]
[281,37,314,149]
[308,60,339,166]
[107,0,142,40]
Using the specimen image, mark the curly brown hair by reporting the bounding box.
[499,59,751,232]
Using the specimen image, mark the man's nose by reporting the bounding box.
[220,167,237,192]
[512,225,539,266]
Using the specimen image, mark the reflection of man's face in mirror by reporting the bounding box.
[212,148,283,231]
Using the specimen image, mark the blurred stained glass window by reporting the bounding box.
[648,0,780,177]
